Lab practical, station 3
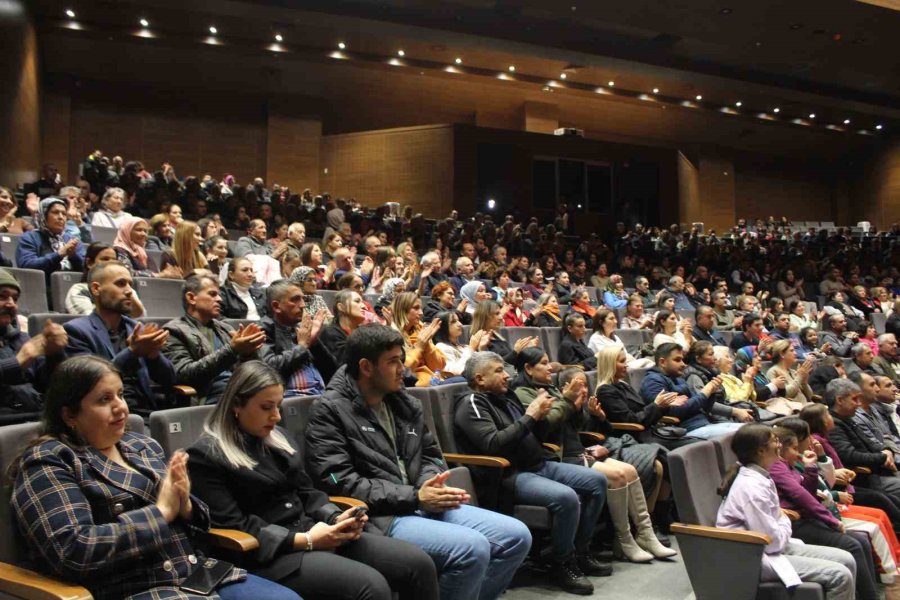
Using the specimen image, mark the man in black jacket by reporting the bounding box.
[692,305,726,346]
[826,378,900,512]
[305,325,531,600]
[259,279,329,396]
[163,273,265,404]
[454,351,611,595]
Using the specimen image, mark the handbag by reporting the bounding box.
[652,424,688,440]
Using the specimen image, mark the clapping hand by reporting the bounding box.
[128,322,169,359]
[417,471,470,513]
[587,395,606,420]
[230,323,266,356]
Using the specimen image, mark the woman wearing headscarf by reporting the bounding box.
[16,197,86,276]
[529,293,563,328]
[113,216,180,278]
[458,280,491,316]
[288,266,333,321]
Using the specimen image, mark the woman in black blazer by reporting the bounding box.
[220,257,266,320]
[187,361,439,600]
[557,313,597,369]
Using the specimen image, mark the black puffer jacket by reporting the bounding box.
[304,366,446,532]
[452,387,545,512]
[220,281,266,320]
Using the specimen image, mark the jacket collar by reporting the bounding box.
[73,432,161,504]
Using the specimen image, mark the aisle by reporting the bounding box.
[505,538,694,600]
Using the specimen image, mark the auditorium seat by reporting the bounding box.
[279,395,321,452]
[0,233,20,266]
[150,405,214,457]
[224,318,256,330]
[27,312,79,336]
[583,286,600,304]
[719,330,735,345]
[540,327,562,362]
[138,317,174,329]
[676,309,695,322]
[133,277,184,318]
[669,441,823,600]
[50,271,81,312]
[627,367,650,391]
[147,249,164,271]
[91,226,117,244]
[9,268,48,314]
[500,326,542,351]
[318,290,338,314]
[614,329,644,355]
[711,431,737,477]
[872,312,887,335]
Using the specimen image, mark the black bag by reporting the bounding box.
[652,424,688,440]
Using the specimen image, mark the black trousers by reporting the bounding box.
[791,518,879,600]
[854,485,900,530]
[276,532,439,600]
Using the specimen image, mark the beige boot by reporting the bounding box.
[629,479,678,559]
[608,485,654,563]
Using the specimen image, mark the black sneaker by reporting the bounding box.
[551,556,594,596]
[577,552,614,577]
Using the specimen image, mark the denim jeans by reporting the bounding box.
[686,421,744,440]
[514,460,608,560]
[218,573,302,600]
[387,503,531,600]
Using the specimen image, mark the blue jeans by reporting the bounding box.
[218,573,301,600]
[687,422,744,439]
[387,503,531,600]
[514,460,608,560]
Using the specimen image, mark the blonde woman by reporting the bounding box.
[390,291,447,387]
[161,220,208,275]
[766,339,815,409]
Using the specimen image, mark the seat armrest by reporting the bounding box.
[578,431,606,444]
[329,496,368,509]
[670,523,771,545]
[855,466,872,475]
[781,508,801,521]
[443,453,510,468]
[610,422,644,432]
[542,442,561,454]
[173,385,197,397]
[0,562,93,600]
[206,528,260,552]
[660,416,681,425]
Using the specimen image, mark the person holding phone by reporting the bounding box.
[11,356,300,600]
[187,361,439,600]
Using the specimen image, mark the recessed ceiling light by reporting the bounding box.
[338,41,346,49]
[508,65,516,72]
[695,95,702,101]
[876,124,883,130]
[735,101,743,107]
[608,80,615,86]
[843,119,851,125]
[455,57,462,64]
[65,9,76,18]
[653,88,659,94]
[140,18,149,27]
[808,113,816,119]
[790,23,803,30]
[773,107,780,113]
[209,26,217,35]
[397,49,405,57]
[720,7,733,14]
[560,73,567,79]
[275,33,283,42]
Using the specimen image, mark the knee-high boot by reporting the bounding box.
[629,479,678,559]
[608,486,654,563]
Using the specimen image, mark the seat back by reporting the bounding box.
[428,383,472,454]
[500,327,542,350]
[540,327,562,362]
[0,233,20,266]
[719,330,735,345]
[224,319,255,330]
[668,441,723,526]
[627,367,650,391]
[9,268,48,314]
[712,431,738,477]
[134,277,185,318]
[138,317,174,329]
[91,226,117,244]
[280,395,321,454]
[872,312,887,335]
[676,309,695,322]
[50,271,81,312]
[318,290,338,314]
[614,329,644,355]
[147,249,164,271]
[28,312,80,336]
[149,405,215,457]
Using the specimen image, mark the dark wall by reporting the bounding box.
[0,3,40,188]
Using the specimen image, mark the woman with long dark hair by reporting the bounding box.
[11,356,299,600]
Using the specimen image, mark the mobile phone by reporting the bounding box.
[350,506,368,520]
[180,558,232,595]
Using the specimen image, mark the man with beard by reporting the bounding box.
[64,262,175,411]
[0,268,67,422]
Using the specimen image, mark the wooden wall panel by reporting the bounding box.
[677,152,700,227]
[698,153,736,233]
[849,141,900,228]
[321,125,453,217]
[0,18,40,187]
[523,101,559,134]
[733,156,836,223]
[266,114,321,193]
[41,91,71,182]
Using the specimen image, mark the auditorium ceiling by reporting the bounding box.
[28,0,900,158]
